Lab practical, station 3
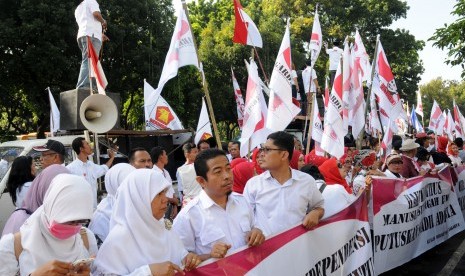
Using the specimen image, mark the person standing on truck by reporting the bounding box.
[32,140,67,169]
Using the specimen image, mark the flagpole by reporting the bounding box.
[182,0,222,149]
[305,92,316,155]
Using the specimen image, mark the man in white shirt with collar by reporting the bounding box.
[67,137,115,208]
[151,146,179,219]
[244,131,325,236]
[176,142,201,207]
[324,40,343,87]
[173,149,265,261]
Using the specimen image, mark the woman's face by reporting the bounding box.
[151,189,168,220]
[298,154,305,170]
[388,159,403,174]
[451,145,459,154]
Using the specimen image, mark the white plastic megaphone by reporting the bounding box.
[79,94,118,133]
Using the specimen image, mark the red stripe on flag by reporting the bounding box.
[87,37,107,92]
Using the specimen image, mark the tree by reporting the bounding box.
[430,1,465,78]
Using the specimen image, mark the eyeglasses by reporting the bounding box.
[260,144,284,154]
[389,160,403,165]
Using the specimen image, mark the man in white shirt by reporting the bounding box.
[176,142,201,207]
[67,137,115,208]
[75,0,109,89]
[173,149,265,261]
[302,59,320,99]
[324,41,343,87]
[243,131,325,236]
[128,147,152,169]
[150,146,179,219]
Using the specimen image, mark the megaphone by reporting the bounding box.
[79,94,118,133]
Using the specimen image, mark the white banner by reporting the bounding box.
[453,165,465,221]
[372,168,465,274]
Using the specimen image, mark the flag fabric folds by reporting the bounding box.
[428,100,444,135]
[415,90,424,117]
[195,98,213,144]
[266,21,300,132]
[231,68,245,129]
[48,88,60,136]
[233,0,262,48]
[353,30,371,83]
[381,119,395,157]
[453,100,465,139]
[309,8,322,64]
[349,39,367,139]
[88,37,107,95]
[410,104,424,133]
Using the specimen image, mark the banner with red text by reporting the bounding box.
[185,196,373,276]
[372,168,465,274]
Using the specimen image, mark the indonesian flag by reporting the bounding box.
[88,37,107,95]
[240,60,271,157]
[445,109,455,141]
[353,30,371,83]
[415,90,424,117]
[311,93,323,143]
[342,38,350,133]
[372,38,405,129]
[231,68,245,128]
[266,21,300,132]
[428,100,444,134]
[453,100,465,138]
[194,98,213,144]
[321,61,345,159]
[233,0,262,48]
[309,8,322,64]
[381,119,395,157]
[349,44,366,139]
[48,88,60,136]
[410,104,424,133]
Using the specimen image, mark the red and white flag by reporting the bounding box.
[381,119,395,157]
[88,37,107,95]
[342,37,350,133]
[353,30,371,83]
[266,21,300,132]
[453,100,465,138]
[231,68,245,128]
[372,38,405,129]
[240,60,270,157]
[428,100,444,134]
[349,43,366,139]
[309,8,322,64]
[233,0,262,48]
[415,90,424,117]
[48,88,60,136]
[445,109,456,141]
[194,98,213,144]
[321,62,345,159]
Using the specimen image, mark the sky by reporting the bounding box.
[172,0,463,84]
[390,0,462,84]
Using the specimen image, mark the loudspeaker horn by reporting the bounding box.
[79,94,118,133]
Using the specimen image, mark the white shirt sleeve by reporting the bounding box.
[172,212,196,253]
[0,234,19,276]
[308,183,325,211]
[87,0,100,13]
[91,164,109,179]
[83,227,98,257]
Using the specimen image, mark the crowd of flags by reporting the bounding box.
[44,0,465,160]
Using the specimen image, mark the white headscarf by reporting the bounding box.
[94,169,188,275]
[19,174,93,276]
[88,163,135,241]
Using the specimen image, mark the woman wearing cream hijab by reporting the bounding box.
[0,174,96,276]
[94,169,202,275]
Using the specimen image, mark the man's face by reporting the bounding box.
[160,150,168,166]
[229,144,240,159]
[131,150,153,169]
[80,140,93,156]
[186,148,198,163]
[197,155,233,199]
[260,139,287,170]
[40,150,61,169]
[228,142,234,153]
[199,142,210,152]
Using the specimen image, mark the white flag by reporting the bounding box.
[231,68,245,129]
[445,109,456,141]
[349,44,366,139]
[342,38,350,133]
[195,98,213,144]
[311,93,323,143]
[48,88,60,136]
[266,21,300,132]
[309,8,322,64]
[353,30,371,83]
[240,60,271,157]
[415,90,423,117]
[381,119,395,157]
[428,100,444,134]
[453,100,465,139]
[233,0,263,48]
[321,62,345,159]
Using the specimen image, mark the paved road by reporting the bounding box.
[381,230,465,275]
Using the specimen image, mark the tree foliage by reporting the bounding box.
[430,1,465,78]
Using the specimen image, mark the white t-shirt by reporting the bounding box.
[173,191,255,255]
[302,66,318,93]
[316,180,357,219]
[15,182,32,209]
[243,169,324,236]
[326,47,343,70]
[176,164,202,200]
[75,0,102,41]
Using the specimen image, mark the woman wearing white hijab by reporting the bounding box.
[89,163,135,243]
[93,169,202,276]
[0,174,96,276]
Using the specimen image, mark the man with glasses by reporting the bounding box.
[33,140,66,169]
[243,131,324,236]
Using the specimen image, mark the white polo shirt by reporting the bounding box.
[66,159,108,208]
[302,66,318,93]
[75,0,102,41]
[326,47,343,70]
[243,169,324,236]
[172,190,255,255]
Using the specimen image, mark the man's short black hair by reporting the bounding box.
[197,139,209,149]
[72,137,86,155]
[128,147,148,162]
[305,59,312,67]
[150,146,165,163]
[267,131,294,161]
[182,142,197,154]
[454,137,464,148]
[194,148,227,180]
[230,140,240,147]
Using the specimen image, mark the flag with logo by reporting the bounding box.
[266,21,300,132]
[195,98,213,144]
[309,7,322,64]
[231,68,245,128]
[48,88,60,136]
[415,90,423,117]
[232,0,262,48]
[410,104,424,133]
[88,37,107,95]
[428,100,444,134]
[240,60,270,157]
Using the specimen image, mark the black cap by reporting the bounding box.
[33,140,66,156]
